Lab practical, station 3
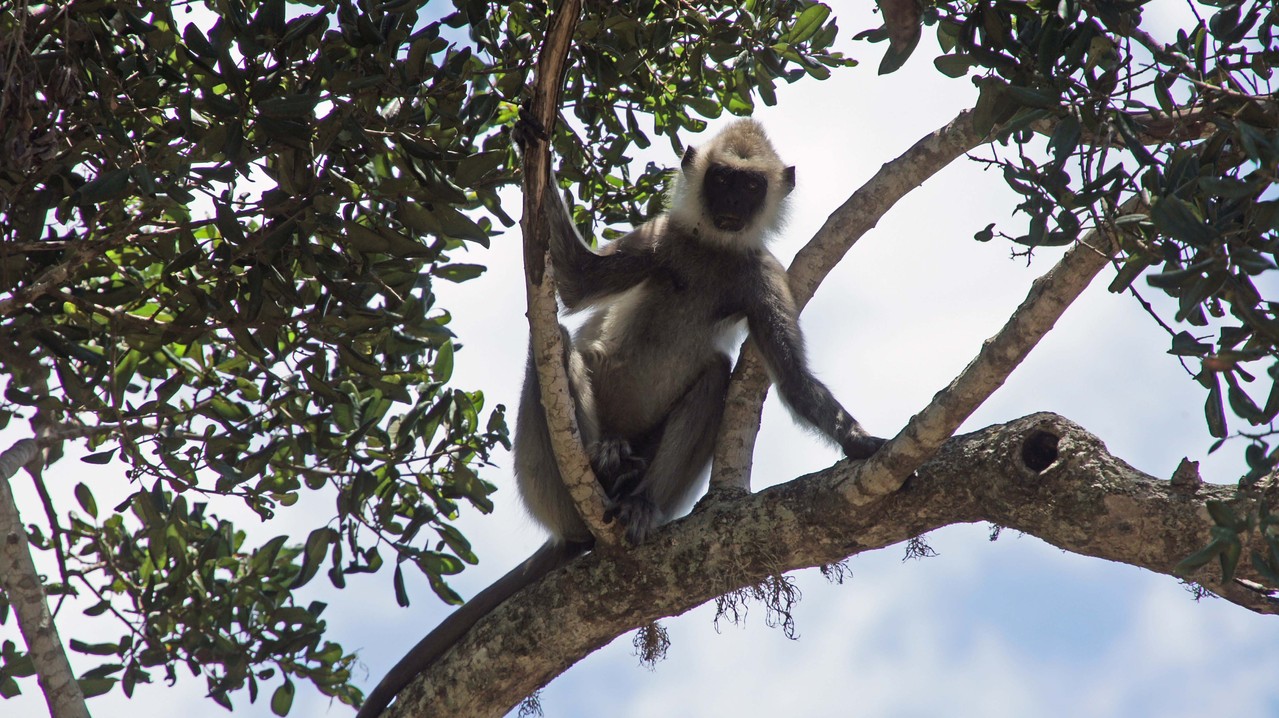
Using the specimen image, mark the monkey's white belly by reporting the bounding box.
[579,283,732,437]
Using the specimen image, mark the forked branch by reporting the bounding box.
[386,412,1275,718]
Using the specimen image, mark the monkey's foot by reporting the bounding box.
[511,107,550,151]
[589,438,648,496]
[841,433,888,460]
[603,495,662,546]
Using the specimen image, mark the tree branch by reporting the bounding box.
[519,0,620,545]
[0,438,90,718]
[387,413,1275,717]
[841,200,1135,503]
[711,108,987,491]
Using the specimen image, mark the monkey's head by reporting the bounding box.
[668,119,795,250]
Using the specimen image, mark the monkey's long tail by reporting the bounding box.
[356,540,589,718]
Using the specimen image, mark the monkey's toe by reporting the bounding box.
[605,495,662,545]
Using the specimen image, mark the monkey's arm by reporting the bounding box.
[543,199,659,309]
[514,113,655,308]
[746,258,885,459]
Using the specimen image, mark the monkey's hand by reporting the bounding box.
[841,432,887,460]
[511,107,551,153]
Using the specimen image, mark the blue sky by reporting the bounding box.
[6,3,1279,717]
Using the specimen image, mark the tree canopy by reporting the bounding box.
[0,0,1277,716]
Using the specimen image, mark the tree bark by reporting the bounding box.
[386,412,1275,717]
[0,439,90,718]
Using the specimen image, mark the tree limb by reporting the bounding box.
[842,200,1135,503]
[0,438,90,718]
[519,0,620,546]
[386,413,1275,717]
[711,108,987,491]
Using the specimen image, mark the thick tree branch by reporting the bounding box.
[387,413,1275,717]
[519,0,620,545]
[711,108,987,491]
[0,438,90,718]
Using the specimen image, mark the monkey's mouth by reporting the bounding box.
[713,215,746,232]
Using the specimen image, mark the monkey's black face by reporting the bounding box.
[702,163,768,232]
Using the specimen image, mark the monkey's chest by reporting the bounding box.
[587,285,738,436]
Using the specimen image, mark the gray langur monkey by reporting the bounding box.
[355,118,884,718]
[515,116,885,545]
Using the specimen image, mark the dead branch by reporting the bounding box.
[842,199,1139,503]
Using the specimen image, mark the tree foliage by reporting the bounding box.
[0,0,854,711]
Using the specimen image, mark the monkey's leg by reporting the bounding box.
[608,353,732,544]
[513,326,600,543]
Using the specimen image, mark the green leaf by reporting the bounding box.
[81,449,117,465]
[393,563,410,607]
[1175,537,1227,575]
[1169,331,1211,357]
[788,4,831,44]
[933,53,972,78]
[1152,196,1218,246]
[434,340,455,382]
[290,528,334,589]
[435,263,486,283]
[74,483,98,518]
[70,639,119,656]
[1205,376,1228,438]
[1205,500,1247,531]
[257,94,321,118]
[1219,534,1242,583]
[77,677,117,699]
[270,679,295,716]
[454,151,507,188]
[74,168,132,205]
[1048,114,1081,164]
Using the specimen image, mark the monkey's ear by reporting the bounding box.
[681,146,698,171]
[782,165,796,194]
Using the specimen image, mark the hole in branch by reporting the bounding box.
[1022,430,1060,472]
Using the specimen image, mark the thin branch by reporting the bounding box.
[387,412,1273,717]
[0,438,90,718]
[711,108,987,491]
[519,0,620,546]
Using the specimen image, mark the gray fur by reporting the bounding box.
[516,119,883,544]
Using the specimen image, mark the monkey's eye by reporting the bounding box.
[746,180,761,191]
